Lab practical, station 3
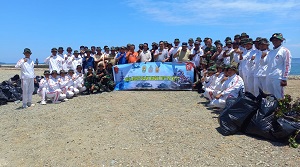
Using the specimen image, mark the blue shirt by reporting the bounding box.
[82,56,94,69]
[116,52,127,64]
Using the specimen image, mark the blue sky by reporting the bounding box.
[0,0,299,63]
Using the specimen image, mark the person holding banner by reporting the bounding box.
[126,44,140,63]
[173,42,191,62]
[154,41,169,62]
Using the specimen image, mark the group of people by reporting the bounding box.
[196,33,291,109]
[15,32,291,109]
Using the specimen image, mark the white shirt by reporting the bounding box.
[169,46,181,62]
[220,74,244,98]
[154,48,169,62]
[254,50,269,77]
[139,50,152,62]
[15,57,35,79]
[71,55,83,70]
[236,48,253,73]
[190,47,204,67]
[261,45,292,80]
[44,55,64,73]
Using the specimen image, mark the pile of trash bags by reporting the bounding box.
[218,89,300,146]
[0,74,41,106]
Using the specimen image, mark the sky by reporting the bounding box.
[0,0,300,63]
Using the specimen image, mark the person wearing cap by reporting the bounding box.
[139,43,152,62]
[196,37,202,44]
[45,48,64,73]
[173,42,191,62]
[82,49,95,73]
[208,65,244,109]
[91,46,96,57]
[70,50,82,71]
[66,69,80,95]
[126,44,140,63]
[168,38,181,62]
[234,34,241,43]
[252,38,270,96]
[201,66,217,91]
[37,70,62,104]
[214,40,222,47]
[99,46,110,65]
[260,33,291,99]
[95,62,113,92]
[49,70,67,101]
[202,37,209,50]
[189,41,204,81]
[188,38,194,50]
[211,43,224,65]
[239,38,255,94]
[73,65,87,93]
[115,46,128,64]
[94,47,102,68]
[222,40,234,65]
[203,38,217,64]
[150,42,158,62]
[58,70,74,99]
[253,37,262,50]
[84,66,98,94]
[108,46,117,65]
[64,47,74,71]
[154,41,170,62]
[15,48,36,108]
[203,64,226,101]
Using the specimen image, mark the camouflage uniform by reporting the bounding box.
[84,72,99,93]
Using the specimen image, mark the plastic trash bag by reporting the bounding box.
[272,111,300,141]
[219,91,259,136]
[245,90,278,140]
[0,89,8,105]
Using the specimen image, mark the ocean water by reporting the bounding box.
[1,59,300,75]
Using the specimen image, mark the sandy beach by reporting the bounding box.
[0,68,299,166]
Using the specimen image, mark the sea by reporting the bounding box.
[1,58,300,75]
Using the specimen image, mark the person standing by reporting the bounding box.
[115,46,128,65]
[15,48,35,109]
[126,44,140,63]
[154,41,169,62]
[82,49,95,73]
[45,48,64,73]
[139,43,152,62]
[173,42,191,62]
[261,33,291,99]
[169,38,181,62]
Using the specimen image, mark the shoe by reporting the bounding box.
[22,105,28,109]
[62,98,69,101]
[40,101,47,105]
[27,103,35,107]
[52,101,61,104]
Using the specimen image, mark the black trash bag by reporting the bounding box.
[0,89,8,105]
[33,76,42,94]
[245,90,278,140]
[272,111,300,141]
[218,91,259,136]
[0,82,22,102]
[10,74,20,81]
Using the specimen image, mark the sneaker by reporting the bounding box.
[27,103,35,107]
[52,101,61,104]
[62,98,69,102]
[40,101,47,105]
[22,104,28,109]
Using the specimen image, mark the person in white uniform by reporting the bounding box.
[15,48,35,109]
[261,33,292,99]
[44,48,64,73]
[209,65,244,109]
[58,70,74,99]
[253,38,270,96]
[37,70,61,104]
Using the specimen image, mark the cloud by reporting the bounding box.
[126,0,300,25]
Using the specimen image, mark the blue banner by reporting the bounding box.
[113,62,194,90]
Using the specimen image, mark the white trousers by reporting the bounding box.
[21,78,34,105]
[210,97,226,109]
[246,74,254,95]
[265,77,284,99]
[203,88,214,101]
[61,86,75,98]
[254,76,266,97]
[38,88,64,102]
